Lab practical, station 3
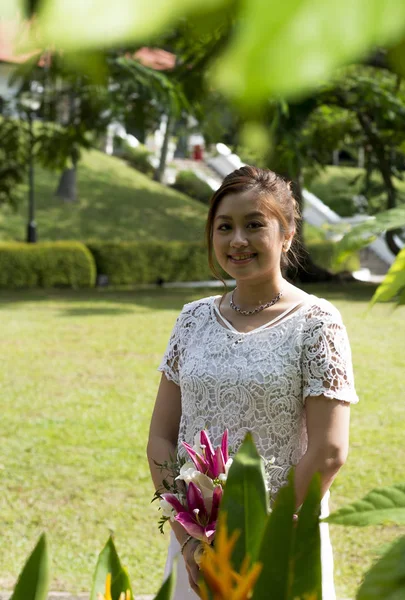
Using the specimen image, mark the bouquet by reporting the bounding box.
[154,429,233,563]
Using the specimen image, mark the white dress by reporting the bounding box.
[157,294,359,600]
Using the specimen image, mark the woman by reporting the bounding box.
[147,166,359,599]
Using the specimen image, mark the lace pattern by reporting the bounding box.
[158,295,358,494]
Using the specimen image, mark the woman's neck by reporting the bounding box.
[233,276,285,309]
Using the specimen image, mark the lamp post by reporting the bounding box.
[19,92,40,243]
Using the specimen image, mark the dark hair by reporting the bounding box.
[205,165,301,282]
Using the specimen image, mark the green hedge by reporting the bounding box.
[119,142,155,177]
[86,241,222,285]
[0,239,359,289]
[171,170,213,204]
[0,242,96,289]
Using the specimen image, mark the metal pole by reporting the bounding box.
[26,112,37,243]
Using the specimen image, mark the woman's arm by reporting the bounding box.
[147,373,201,594]
[147,373,183,537]
[294,395,351,508]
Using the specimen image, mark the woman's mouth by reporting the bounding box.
[228,253,257,265]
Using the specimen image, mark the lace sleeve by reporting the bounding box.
[157,310,183,386]
[302,303,359,404]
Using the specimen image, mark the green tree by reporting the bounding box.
[323,64,405,255]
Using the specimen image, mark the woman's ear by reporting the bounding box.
[283,230,295,252]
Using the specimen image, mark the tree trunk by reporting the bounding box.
[357,112,402,255]
[286,175,352,283]
[154,110,173,183]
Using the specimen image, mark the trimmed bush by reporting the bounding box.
[86,239,358,286]
[0,242,96,289]
[120,142,155,177]
[86,241,227,285]
[171,170,213,204]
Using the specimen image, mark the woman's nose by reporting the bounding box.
[230,229,248,247]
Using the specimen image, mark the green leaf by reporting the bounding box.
[290,473,322,599]
[0,0,25,19]
[326,483,405,527]
[219,432,268,570]
[387,38,405,79]
[10,534,49,600]
[370,248,405,307]
[214,0,405,106]
[38,0,227,50]
[335,206,405,262]
[252,471,296,600]
[154,560,176,600]
[90,536,133,600]
[356,535,405,600]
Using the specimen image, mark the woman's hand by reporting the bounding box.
[183,538,202,596]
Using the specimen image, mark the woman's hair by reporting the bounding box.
[205,165,301,282]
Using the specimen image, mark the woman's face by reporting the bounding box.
[212,189,292,283]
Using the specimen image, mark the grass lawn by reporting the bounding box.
[0,284,404,598]
[0,149,207,243]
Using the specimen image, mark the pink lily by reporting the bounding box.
[160,493,184,514]
[183,430,229,480]
[174,481,222,544]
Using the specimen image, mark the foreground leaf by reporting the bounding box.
[335,207,405,264]
[90,536,133,600]
[252,471,296,600]
[38,0,227,50]
[370,248,405,307]
[219,432,268,570]
[214,0,405,105]
[356,535,405,600]
[154,561,176,600]
[10,534,49,600]
[326,484,405,527]
[290,473,322,599]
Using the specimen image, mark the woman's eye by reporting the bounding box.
[248,222,263,229]
[217,224,230,231]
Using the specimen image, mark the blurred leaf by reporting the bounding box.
[214,0,405,106]
[326,483,405,527]
[219,432,268,570]
[38,0,227,50]
[334,206,405,263]
[370,248,405,307]
[387,38,405,78]
[63,51,109,85]
[252,472,322,600]
[10,534,49,600]
[240,121,270,158]
[1,0,25,18]
[290,473,322,599]
[356,535,405,600]
[154,561,176,600]
[90,536,133,600]
[252,471,296,599]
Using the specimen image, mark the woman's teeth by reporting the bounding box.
[230,253,256,261]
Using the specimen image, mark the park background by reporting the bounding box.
[1,1,405,599]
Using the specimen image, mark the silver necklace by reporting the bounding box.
[230,287,283,316]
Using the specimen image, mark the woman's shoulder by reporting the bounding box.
[177,294,218,321]
[302,294,344,325]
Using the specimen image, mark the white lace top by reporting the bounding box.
[158,294,358,494]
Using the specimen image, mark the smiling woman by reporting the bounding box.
[207,169,299,286]
[147,165,359,600]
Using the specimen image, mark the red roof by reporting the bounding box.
[133,47,176,71]
[0,16,174,73]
